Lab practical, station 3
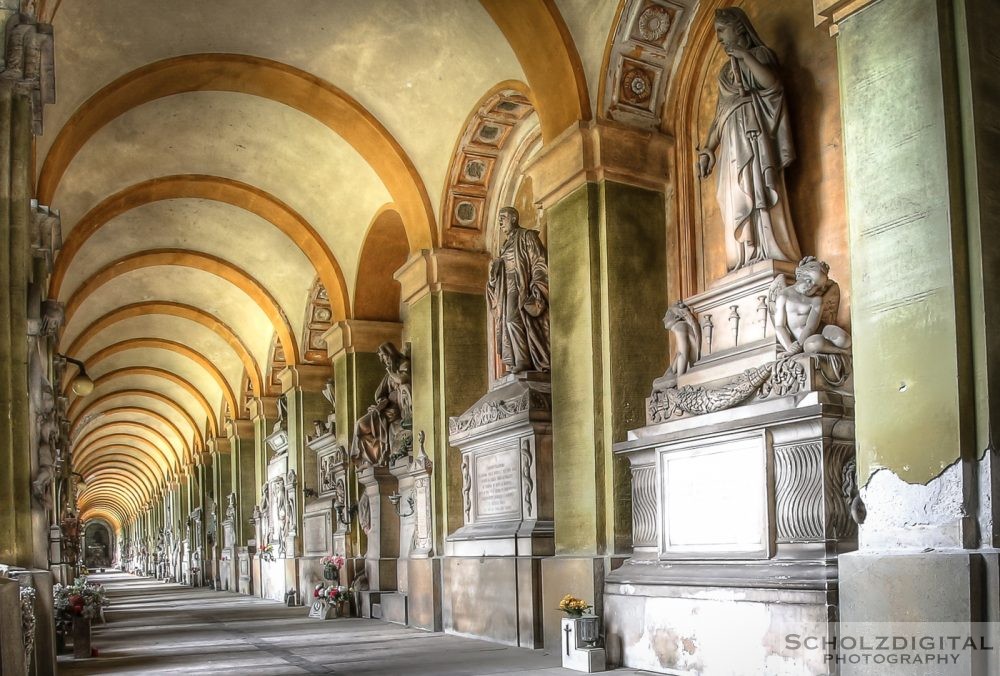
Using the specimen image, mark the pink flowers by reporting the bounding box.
[320,554,345,568]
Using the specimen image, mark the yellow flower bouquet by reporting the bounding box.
[558,594,593,617]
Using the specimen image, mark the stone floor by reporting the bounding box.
[58,572,631,675]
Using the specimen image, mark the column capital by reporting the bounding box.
[813,0,881,35]
[321,319,402,360]
[524,119,670,209]
[0,14,55,135]
[394,247,489,306]
[225,417,255,439]
[247,395,278,421]
[277,363,330,393]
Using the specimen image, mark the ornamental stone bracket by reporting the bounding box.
[321,320,402,361]
[0,13,54,134]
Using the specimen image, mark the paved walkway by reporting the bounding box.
[58,572,622,675]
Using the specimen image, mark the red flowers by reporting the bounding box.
[68,594,86,615]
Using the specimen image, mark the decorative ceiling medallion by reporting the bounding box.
[457,152,495,190]
[622,67,653,105]
[442,89,535,248]
[603,0,694,130]
[472,119,513,150]
[634,3,675,46]
[447,193,486,231]
[616,58,661,113]
[302,277,333,365]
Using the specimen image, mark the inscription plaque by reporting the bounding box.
[475,448,520,518]
[658,430,773,559]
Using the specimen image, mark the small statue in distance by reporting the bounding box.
[487,206,551,375]
[652,301,701,391]
[768,256,851,356]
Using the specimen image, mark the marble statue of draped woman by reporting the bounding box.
[698,8,800,271]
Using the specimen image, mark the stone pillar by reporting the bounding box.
[834,1,1000,674]
[0,10,55,570]
[322,319,403,598]
[226,416,257,546]
[395,248,489,632]
[522,121,669,648]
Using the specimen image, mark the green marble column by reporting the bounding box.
[834,1,1000,673]
[545,180,667,558]
[227,419,256,545]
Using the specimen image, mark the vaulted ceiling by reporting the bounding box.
[45,0,629,528]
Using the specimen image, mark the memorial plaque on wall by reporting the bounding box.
[657,430,774,559]
[475,447,521,519]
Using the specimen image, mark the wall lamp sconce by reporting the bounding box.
[59,354,95,396]
[388,491,415,518]
[334,502,357,526]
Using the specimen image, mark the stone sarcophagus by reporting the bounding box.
[607,256,857,675]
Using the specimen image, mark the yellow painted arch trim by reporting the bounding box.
[79,473,148,508]
[75,367,219,438]
[75,434,173,481]
[37,53,436,250]
[74,423,180,473]
[49,175,351,322]
[78,457,158,498]
[479,0,591,142]
[64,301,263,398]
[71,406,192,464]
[79,496,137,524]
[63,248,300,365]
[79,510,124,532]
[70,389,203,449]
[75,337,238,418]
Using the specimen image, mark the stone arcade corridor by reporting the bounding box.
[58,572,591,675]
[2,1,998,675]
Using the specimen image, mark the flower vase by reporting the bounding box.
[72,616,91,658]
[322,566,338,582]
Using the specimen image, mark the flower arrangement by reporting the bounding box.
[259,543,276,562]
[320,554,345,568]
[320,554,345,580]
[53,577,109,628]
[558,594,592,617]
[312,583,347,602]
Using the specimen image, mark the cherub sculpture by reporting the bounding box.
[767,256,851,356]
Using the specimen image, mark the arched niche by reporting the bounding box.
[84,519,115,570]
[665,1,850,327]
[353,207,408,322]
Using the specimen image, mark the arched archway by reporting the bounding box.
[84,520,115,570]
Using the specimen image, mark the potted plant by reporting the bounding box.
[320,554,345,581]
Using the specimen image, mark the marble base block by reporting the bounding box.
[407,557,442,631]
[260,557,298,603]
[603,584,832,674]
[443,555,543,648]
[381,592,408,625]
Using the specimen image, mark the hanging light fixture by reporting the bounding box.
[59,354,95,396]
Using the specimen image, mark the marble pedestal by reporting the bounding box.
[302,432,354,611]
[236,547,253,595]
[609,389,855,674]
[356,464,399,617]
[444,372,553,648]
[0,577,26,674]
[381,450,435,627]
